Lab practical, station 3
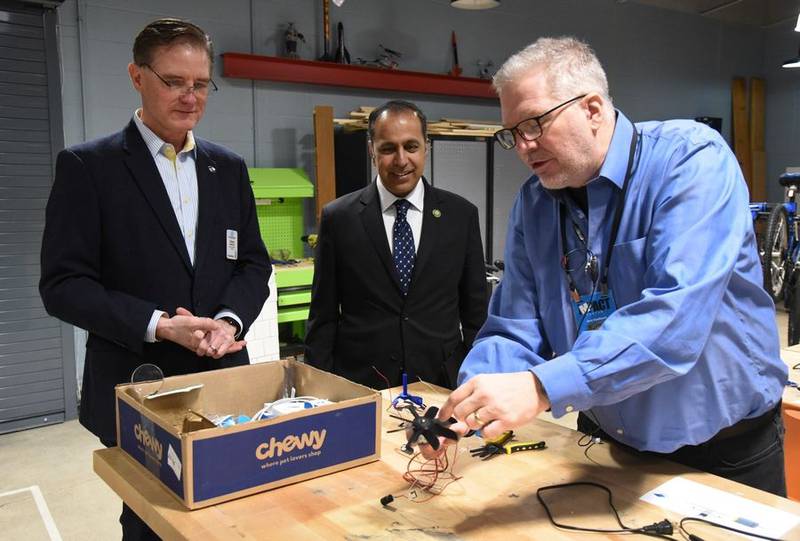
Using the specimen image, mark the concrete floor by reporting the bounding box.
[0,310,790,540]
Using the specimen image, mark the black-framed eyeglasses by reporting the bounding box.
[141,64,218,96]
[494,94,587,150]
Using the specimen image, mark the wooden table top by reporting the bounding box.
[95,382,800,540]
[782,346,800,408]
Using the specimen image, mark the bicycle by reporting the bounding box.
[762,172,800,304]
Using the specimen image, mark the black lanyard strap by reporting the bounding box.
[559,129,640,290]
[602,130,640,285]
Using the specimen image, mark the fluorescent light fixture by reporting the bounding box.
[783,57,800,68]
[784,44,800,68]
[795,12,800,32]
[450,0,501,9]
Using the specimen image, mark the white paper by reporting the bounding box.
[167,444,182,480]
[144,383,204,400]
[641,477,800,539]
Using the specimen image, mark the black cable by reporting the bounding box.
[679,516,786,541]
[536,482,675,539]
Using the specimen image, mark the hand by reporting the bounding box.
[154,308,218,353]
[179,307,247,359]
[419,371,550,460]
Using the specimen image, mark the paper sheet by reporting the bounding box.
[641,476,800,539]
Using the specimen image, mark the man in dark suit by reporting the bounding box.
[305,100,488,390]
[39,19,270,539]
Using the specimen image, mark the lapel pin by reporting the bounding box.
[432,209,442,218]
[208,165,216,173]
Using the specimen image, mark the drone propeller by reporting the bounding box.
[402,405,459,452]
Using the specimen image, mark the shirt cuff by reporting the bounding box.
[215,310,243,339]
[145,310,166,343]
[530,352,593,417]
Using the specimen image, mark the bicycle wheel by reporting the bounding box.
[763,205,790,303]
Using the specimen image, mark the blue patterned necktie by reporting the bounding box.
[393,199,416,295]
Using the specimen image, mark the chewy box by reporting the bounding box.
[115,359,381,509]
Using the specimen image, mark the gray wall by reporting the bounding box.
[55,0,777,378]
[764,19,800,202]
[57,0,768,167]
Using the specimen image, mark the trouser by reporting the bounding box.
[101,438,162,541]
[577,405,786,497]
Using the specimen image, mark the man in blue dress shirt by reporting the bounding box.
[434,36,787,495]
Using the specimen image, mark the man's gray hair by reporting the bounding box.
[493,36,612,105]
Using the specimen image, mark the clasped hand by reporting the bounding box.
[155,307,246,359]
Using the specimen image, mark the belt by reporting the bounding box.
[709,403,780,443]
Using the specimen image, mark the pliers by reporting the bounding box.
[470,431,546,460]
[469,430,514,459]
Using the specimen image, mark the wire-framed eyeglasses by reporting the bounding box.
[141,63,218,97]
[494,94,587,150]
[562,247,598,284]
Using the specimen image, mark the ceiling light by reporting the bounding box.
[795,12,800,32]
[783,45,800,68]
[450,0,501,10]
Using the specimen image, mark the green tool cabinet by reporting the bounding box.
[249,168,314,329]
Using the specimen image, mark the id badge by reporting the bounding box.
[226,229,238,260]
[571,289,617,335]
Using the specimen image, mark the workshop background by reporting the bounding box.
[1,0,799,539]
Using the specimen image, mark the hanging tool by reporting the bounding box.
[319,0,333,61]
[449,31,462,77]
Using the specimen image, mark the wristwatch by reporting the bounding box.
[218,316,241,338]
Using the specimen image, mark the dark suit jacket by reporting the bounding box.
[39,120,271,444]
[305,179,487,389]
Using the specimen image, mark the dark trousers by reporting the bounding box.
[101,438,162,541]
[577,406,786,497]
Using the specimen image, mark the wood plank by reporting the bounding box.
[750,77,766,201]
[313,105,336,226]
[731,77,752,193]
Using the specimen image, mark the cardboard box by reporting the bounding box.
[115,359,381,509]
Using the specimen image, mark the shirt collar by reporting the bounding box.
[596,109,635,190]
[133,108,196,159]
[376,175,425,213]
[544,109,635,205]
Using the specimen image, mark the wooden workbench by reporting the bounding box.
[782,345,800,408]
[94,383,800,540]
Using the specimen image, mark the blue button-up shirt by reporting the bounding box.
[459,111,786,452]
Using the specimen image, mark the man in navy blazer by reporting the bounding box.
[305,101,488,390]
[39,19,270,539]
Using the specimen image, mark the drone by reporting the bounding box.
[356,44,402,70]
[393,405,459,454]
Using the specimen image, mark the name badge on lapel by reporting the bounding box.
[226,229,238,260]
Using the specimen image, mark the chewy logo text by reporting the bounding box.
[133,423,163,461]
[255,429,327,460]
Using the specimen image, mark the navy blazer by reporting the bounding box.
[305,179,487,389]
[40,120,271,443]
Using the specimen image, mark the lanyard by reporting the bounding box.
[560,129,640,293]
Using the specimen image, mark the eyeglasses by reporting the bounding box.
[141,64,218,97]
[562,247,598,283]
[494,94,587,150]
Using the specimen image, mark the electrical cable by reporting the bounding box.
[679,516,786,541]
[536,482,675,539]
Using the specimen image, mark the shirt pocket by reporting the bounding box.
[608,236,647,308]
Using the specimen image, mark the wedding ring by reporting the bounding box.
[210,346,218,353]
[472,410,484,426]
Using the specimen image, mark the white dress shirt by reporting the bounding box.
[376,175,424,254]
[133,110,242,342]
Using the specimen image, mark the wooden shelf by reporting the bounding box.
[222,52,497,100]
